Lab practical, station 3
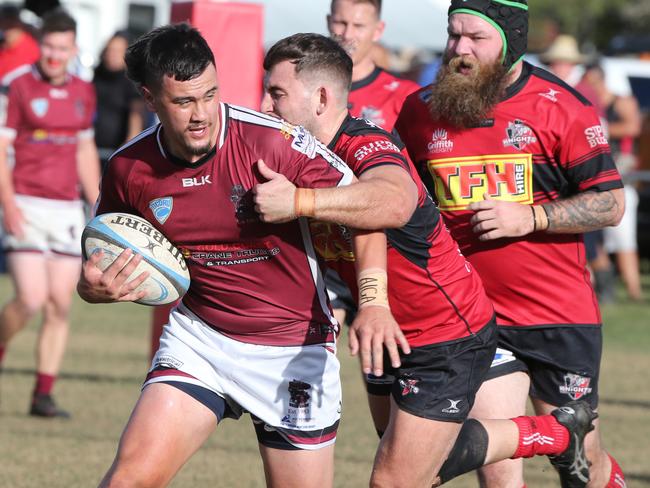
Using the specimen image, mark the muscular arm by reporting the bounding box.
[255,162,418,230]
[542,188,625,234]
[312,165,418,229]
[76,136,101,205]
[469,188,625,241]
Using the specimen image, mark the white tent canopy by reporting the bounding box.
[236,0,449,51]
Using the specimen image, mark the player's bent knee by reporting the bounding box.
[437,419,489,484]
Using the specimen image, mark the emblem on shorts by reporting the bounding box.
[288,380,311,408]
[442,399,462,414]
[398,375,420,396]
[149,197,173,225]
[283,380,315,428]
[30,98,49,117]
[559,373,592,400]
[154,354,183,369]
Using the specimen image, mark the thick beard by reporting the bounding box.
[427,54,509,130]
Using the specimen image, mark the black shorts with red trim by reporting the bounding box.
[484,325,602,409]
[367,317,497,423]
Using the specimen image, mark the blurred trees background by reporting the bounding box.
[528,0,650,54]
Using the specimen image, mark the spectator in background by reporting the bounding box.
[583,63,643,301]
[0,5,39,79]
[93,31,144,171]
[0,9,100,417]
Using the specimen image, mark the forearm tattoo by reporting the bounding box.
[542,190,620,233]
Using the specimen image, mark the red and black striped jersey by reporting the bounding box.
[97,103,354,346]
[396,62,623,328]
[310,115,494,346]
[348,67,419,131]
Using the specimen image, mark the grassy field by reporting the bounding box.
[0,274,649,488]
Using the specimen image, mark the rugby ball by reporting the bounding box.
[81,212,190,306]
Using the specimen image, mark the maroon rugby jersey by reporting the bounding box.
[396,62,623,328]
[0,65,95,200]
[348,67,419,130]
[97,103,354,346]
[310,115,494,346]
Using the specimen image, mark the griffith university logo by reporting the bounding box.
[427,128,454,153]
[503,119,537,150]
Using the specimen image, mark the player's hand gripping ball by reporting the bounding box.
[82,213,190,305]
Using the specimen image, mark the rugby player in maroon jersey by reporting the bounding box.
[256,32,597,488]
[76,24,406,488]
[0,9,100,418]
[395,1,627,487]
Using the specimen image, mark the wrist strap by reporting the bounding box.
[294,188,316,218]
[358,268,390,309]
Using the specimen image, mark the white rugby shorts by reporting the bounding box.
[604,185,638,253]
[146,304,342,450]
[1,194,85,256]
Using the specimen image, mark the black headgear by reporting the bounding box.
[448,0,528,71]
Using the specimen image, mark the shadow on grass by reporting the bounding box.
[2,367,142,384]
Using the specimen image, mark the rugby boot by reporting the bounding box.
[29,393,71,418]
[549,400,597,488]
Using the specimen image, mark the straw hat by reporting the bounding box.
[540,35,586,64]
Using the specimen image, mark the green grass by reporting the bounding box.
[0,274,649,487]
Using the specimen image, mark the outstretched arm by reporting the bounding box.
[254,159,418,230]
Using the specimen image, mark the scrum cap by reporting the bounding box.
[448,0,528,71]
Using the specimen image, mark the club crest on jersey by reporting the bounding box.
[359,105,385,127]
[282,380,315,428]
[30,98,49,117]
[428,128,454,153]
[291,126,317,159]
[559,373,592,400]
[149,197,173,225]
[503,119,537,150]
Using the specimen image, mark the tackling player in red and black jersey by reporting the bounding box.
[257,32,597,488]
[395,1,627,487]
[326,0,419,131]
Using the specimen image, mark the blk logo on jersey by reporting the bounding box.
[30,98,49,117]
[559,373,592,400]
[503,120,537,150]
[427,128,454,153]
[427,154,533,211]
[149,197,173,224]
[182,175,211,187]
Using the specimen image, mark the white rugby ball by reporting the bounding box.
[82,212,190,306]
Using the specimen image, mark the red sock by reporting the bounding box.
[33,372,56,396]
[511,414,569,458]
[0,345,6,364]
[607,454,626,487]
